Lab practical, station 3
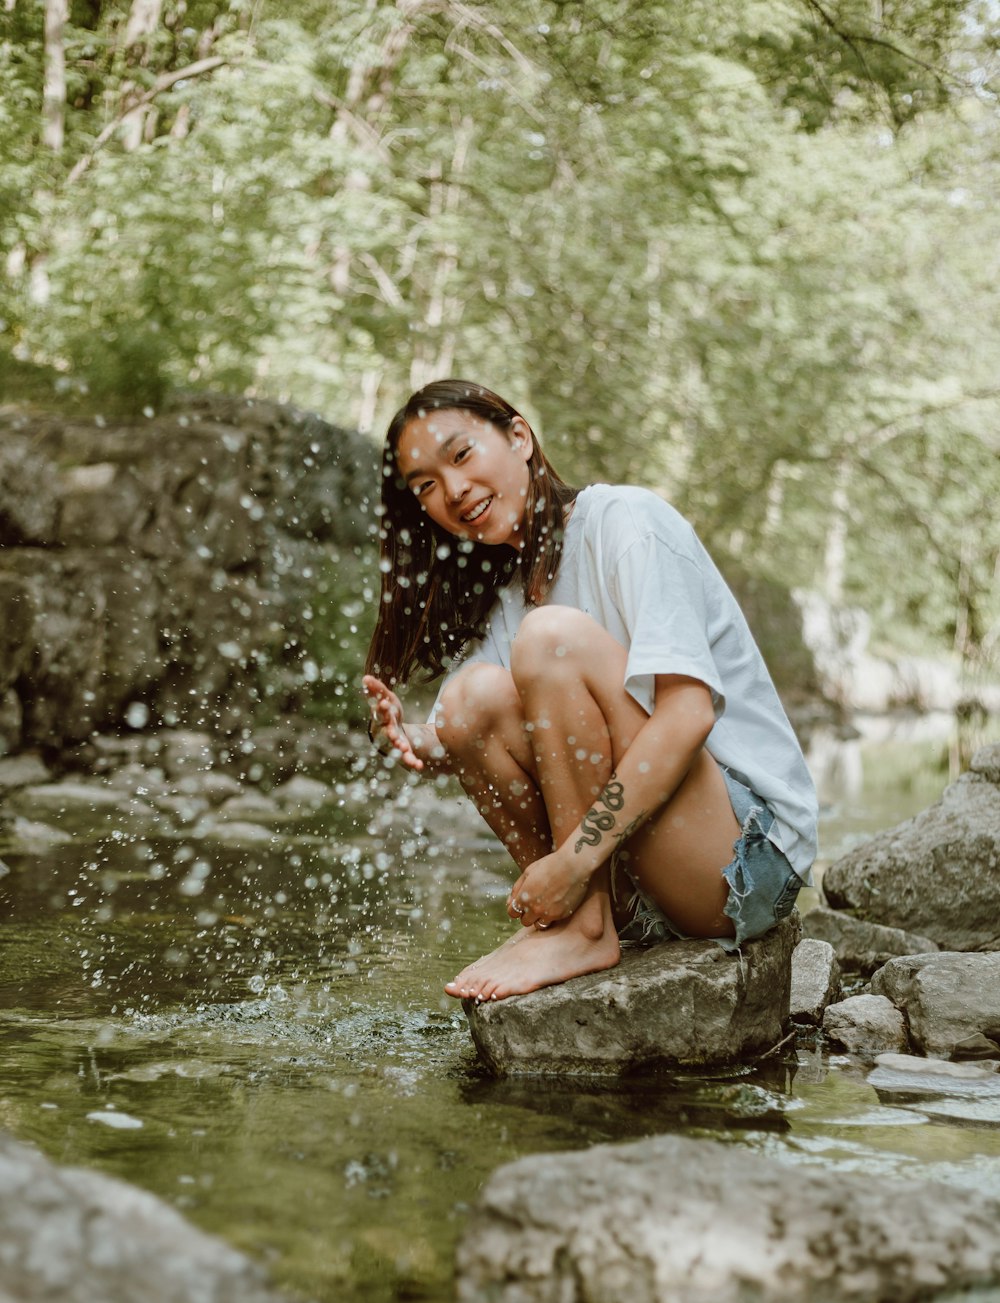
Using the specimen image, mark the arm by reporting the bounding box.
[361,675,452,775]
[507,674,716,926]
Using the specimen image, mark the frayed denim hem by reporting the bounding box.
[612,768,803,953]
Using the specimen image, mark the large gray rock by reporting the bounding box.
[822,993,908,1054]
[801,905,938,976]
[0,1132,287,1303]
[789,937,841,1023]
[822,744,1000,951]
[464,916,798,1075]
[870,951,1000,1058]
[455,1133,1000,1303]
[0,397,378,750]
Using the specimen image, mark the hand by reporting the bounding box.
[361,675,424,772]
[507,849,591,928]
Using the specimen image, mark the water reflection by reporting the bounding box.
[0,713,998,1301]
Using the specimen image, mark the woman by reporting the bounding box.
[362,379,817,1003]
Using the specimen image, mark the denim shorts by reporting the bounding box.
[612,767,803,951]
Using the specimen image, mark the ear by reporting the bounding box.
[509,417,534,462]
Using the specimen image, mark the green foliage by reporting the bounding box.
[1,0,999,671]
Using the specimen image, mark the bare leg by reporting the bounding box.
[436,663,619,1000]
[434,663,550,870]
[438,609,740,1000]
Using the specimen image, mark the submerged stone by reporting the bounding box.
[463,915,798,1076]
[456,1133,1000,1303]
[0,753,52,789]
[0,1131,289,1302]
[271,775,331,806]
[868,1057,1000,1103]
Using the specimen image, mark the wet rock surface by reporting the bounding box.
[464,915,799,1075]
[822,743,1000,951]
[869,951,1000,1058]
[821,993,908,1055]
[789,937,841,1023]
[868,1053,1000,1128]
[800,905,938,976]
[0,1131,288,1303]
[455,1132,1000,1303]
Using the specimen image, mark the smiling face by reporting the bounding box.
[394,407,534,548]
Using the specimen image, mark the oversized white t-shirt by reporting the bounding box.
[432,484,818,883]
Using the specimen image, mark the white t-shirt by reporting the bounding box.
[432,484,818,884]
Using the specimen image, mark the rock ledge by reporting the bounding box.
[464,915,799,1075]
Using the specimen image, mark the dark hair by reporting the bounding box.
[364,379,578,685]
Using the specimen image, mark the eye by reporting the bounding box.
[413,479,434,497]
[454,443,473,463]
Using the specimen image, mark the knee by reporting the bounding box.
[434,663,517,755]
[510,606,595,685]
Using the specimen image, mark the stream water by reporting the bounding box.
[1,711,999,1302]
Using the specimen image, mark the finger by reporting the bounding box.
[362,675,386,700]
[378,699,399,727]
[506,878,527,919]
[390,731,420,765]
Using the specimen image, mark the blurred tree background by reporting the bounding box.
[2,0,999,680]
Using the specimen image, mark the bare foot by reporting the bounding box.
[444,899,620,1002]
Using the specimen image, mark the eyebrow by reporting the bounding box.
[403,432,462,483]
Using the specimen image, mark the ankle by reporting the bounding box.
[571,890,615,941]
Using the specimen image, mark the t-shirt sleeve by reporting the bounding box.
[610,532,726,717]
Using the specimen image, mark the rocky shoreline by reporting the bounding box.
[2,393,998,1300]
[1,731,998,1299]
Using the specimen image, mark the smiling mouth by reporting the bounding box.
[461,496,493,524]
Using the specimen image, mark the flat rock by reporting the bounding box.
[7,816,73,851]
[870,951,1000,1057]
[913,1097,1000,1128]
[822,746,1000,951]
[174,772,245,803]
[216,793,283,822]
[801,906,938,975]
[271,775,330,806]
[789,937,841,1023]
[12,780,131,813]
[194,819,276,846]
[868,1059,1000,1103]
[463,916,798,1075]
[0,1131,288,1303]
[0,752,53,790]
[822,993,908,1055]
[875,1052,1000,1079]
[455,1133,1000,1303]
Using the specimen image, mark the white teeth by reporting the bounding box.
[463,497,491,522]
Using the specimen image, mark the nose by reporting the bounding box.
[443,468,469,504]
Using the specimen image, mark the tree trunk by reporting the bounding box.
[121,0,164,147]
[328,0,430,300]
[823,457,850,607]
[124,0,162,51]
[42,0,68,151]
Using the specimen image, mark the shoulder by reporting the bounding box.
[573,483,698,556]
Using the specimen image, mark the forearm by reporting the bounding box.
[563,681,715,879]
